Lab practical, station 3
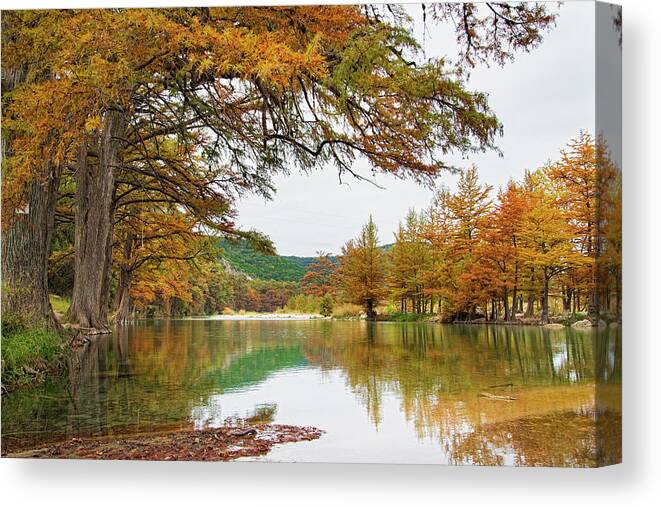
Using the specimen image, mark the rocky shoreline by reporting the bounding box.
[447,317,620,329]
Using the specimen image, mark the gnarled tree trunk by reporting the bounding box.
[67,109,126,332]
[1,170,62,329]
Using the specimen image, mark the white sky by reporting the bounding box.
[235,2,597,256]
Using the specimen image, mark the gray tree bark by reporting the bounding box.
[112,232,134,324]
[67,109,126,332]
[1,171,62,328]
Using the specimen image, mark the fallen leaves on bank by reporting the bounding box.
[8,425,324,461]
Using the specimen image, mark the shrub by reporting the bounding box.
[554,311,590,327]
[332,303,363,318]
[319,294,334,317]
[284,294,320,314]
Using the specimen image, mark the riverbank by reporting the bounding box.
[1,318,69,394]
[7,424,324,461]
[373,311,620,328]
[201,313,325,321]
[201,311,616,328]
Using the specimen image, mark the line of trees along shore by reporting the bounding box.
[45,127,621,324]
[326,132,621,325]
[1,5,559,334]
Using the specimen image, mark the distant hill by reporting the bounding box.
[281,255,318,272]
[218,239,319,281]
[218,239,390,282]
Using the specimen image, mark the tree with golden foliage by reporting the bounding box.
[111,204,214,323]
[334,131,620,325]
[420,188,456,318]
[300,252,337,298]
[337,216,386,320]
[387,209,432,314]
[547,131,600,319]
[447,166,493,319]
[518,170,587,324]
[481,180,530,320]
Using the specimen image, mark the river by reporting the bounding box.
[1,319,621,466]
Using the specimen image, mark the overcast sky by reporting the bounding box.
[235,2,598,256]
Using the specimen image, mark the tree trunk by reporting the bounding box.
[365,299,377,320]
[112,232,134,323]
[1,170,62,329]
[562,287,572,313]
[503,288,509,322]
[163,298,172,318]
[68,109,126,332]
[509,245,519,321]
[1,59,61,330]
[524,295,535,318]
[509,285,517,321]
[615,271,622,321]
[541,276,550,324]
[113,268,133,324]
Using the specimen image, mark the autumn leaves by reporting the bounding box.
[334,133,621,324]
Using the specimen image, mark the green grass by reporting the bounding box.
[379,312,431,322]
[49,294,70,314]
[1,320,66,391]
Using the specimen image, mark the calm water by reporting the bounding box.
[1,320,621,465]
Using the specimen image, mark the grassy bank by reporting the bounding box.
[1,313,68,392]
[377,312,430,322]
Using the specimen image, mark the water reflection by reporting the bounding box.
[1,320,621,466]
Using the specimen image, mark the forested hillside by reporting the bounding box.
[217,240,393,282]
[218,239,320,281]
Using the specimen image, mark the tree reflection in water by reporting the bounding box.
[2,320,621,466]
[301,322,621,466]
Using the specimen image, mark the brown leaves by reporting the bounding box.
[301,252,337,297]
[13,424,324,461]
